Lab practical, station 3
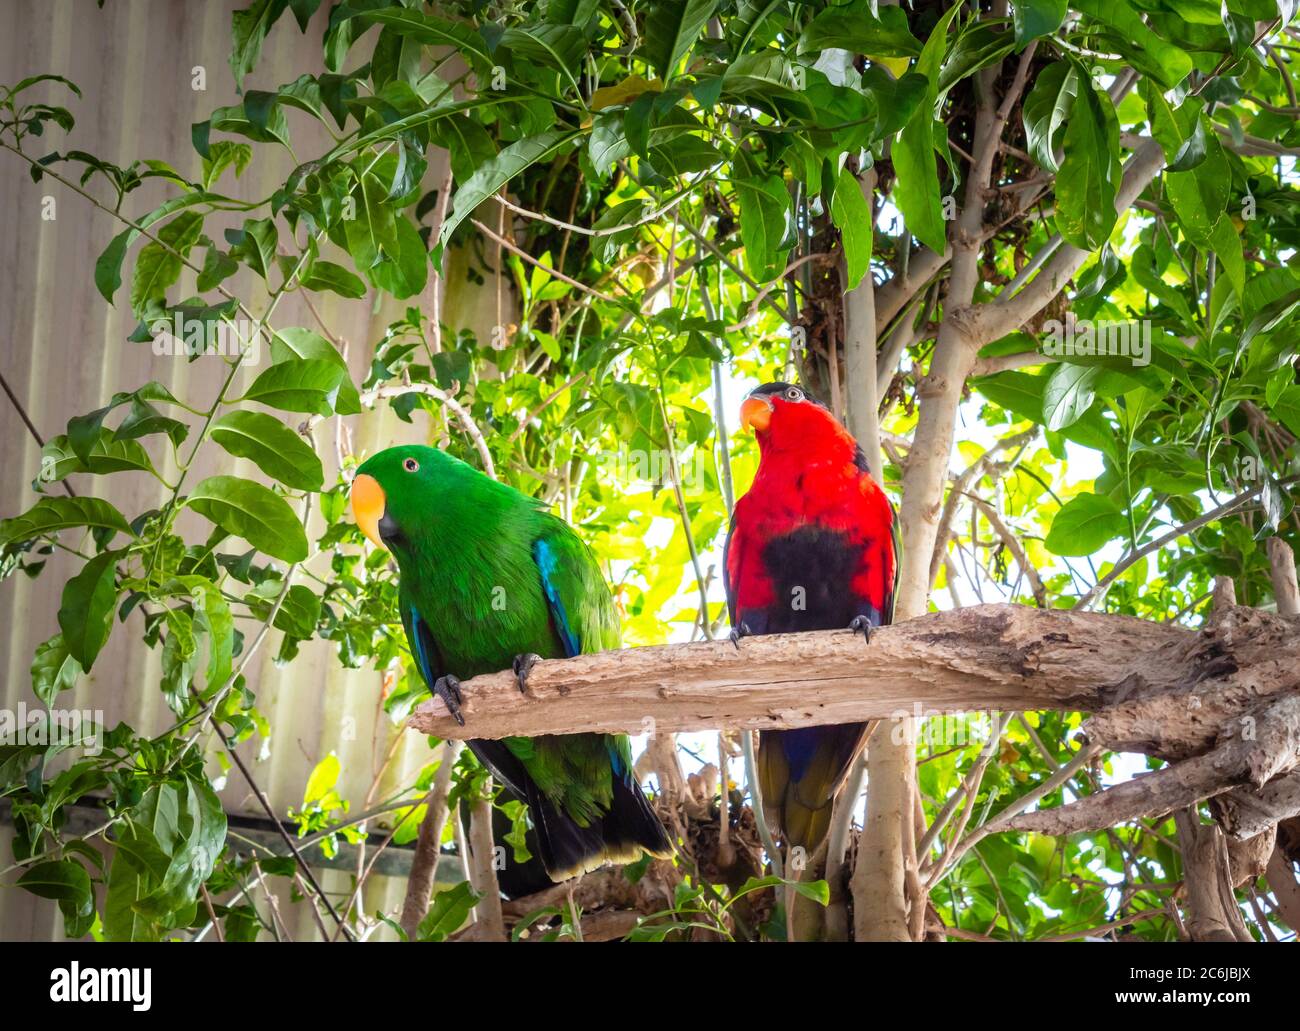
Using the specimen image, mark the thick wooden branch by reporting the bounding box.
[407,603,1300,740]
[409,605,1171,739]
[1010,694,1300,836]
[1218,769,1300,841]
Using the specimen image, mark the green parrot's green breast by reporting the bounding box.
[397,529,561,678]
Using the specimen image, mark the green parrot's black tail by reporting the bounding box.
[525,774,674,882]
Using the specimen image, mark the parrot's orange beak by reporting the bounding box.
[740,396,773,434]
[351,473,387,550]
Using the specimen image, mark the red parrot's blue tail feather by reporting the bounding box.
[759,723,871,853]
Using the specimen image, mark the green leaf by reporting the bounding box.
[733,874,830,905]
[211,411,325,490]
[298,258,367,299]
[0,496,133,547]
[831,166,873,291]
[1209,215,1245,299]
[589,111,630,178]
[791,878,830,905]
[17,858,91,901]
[352,7,493,67]
[31,634,82,706]
[186,476,308,562]
[939,20,1018,94]
[239,357,344,416]
[1167,115,1208,173]
[211,98,291,148]
[1055,75,1121,250]
[1043,364,1101,430]
[168,575,234,693]
[429,113,498,184]
[501,25,585,91]
[798,1,921,57]
[39,432,158,485]
[733,153,791,282]
[972,370,1047,424]
[272,583,322,638]
[161,609,198,712]
[1274,386,1300,438]
[230,0,289,91]
[95,228,132,303]
[367,214,429,299]
[1045,493,1126,555]
[418,880,480,941]
[202,140,253,188]
[270,327,361,414]
[233,216,278,279]
[1266,366,1292,409]
[1165,129,1230,247]
[58,549,120,671]
[439,130,577,252]
[95,193,227,307]
[104,849,156,942]
[1022,62,1075,173]
[303,752,340,805]
[1012,0,1067,44]
[197,246,239,292]
[642,0,719,81]
[131,211,204,317]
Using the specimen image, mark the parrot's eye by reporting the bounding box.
[784,386,804,402]
[403,458,419,473]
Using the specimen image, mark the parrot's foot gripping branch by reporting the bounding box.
[848,615,873,644]
[512,652,539,694]
[728,622,753,650]
[433,674,466,727]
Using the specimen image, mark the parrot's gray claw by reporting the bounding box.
[848,615,873,644]
[512,653,539,694]
[728,622,752,650]
[433,674,465,726]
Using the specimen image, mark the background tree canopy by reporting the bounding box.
[0,0,1298,942]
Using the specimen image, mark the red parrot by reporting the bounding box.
[723,382,899,855]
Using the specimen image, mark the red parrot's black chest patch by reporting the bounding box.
[759,526,878,632]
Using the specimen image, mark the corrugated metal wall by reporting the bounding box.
[0,1,502,939]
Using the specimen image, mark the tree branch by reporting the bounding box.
[407,604,1290,740]
[975,138,1167,345]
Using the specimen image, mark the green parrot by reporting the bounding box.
[351,444,672,881]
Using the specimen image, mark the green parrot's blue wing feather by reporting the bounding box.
[404,598,528,798]
[532,537,582,658]
[405,601,443,687]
